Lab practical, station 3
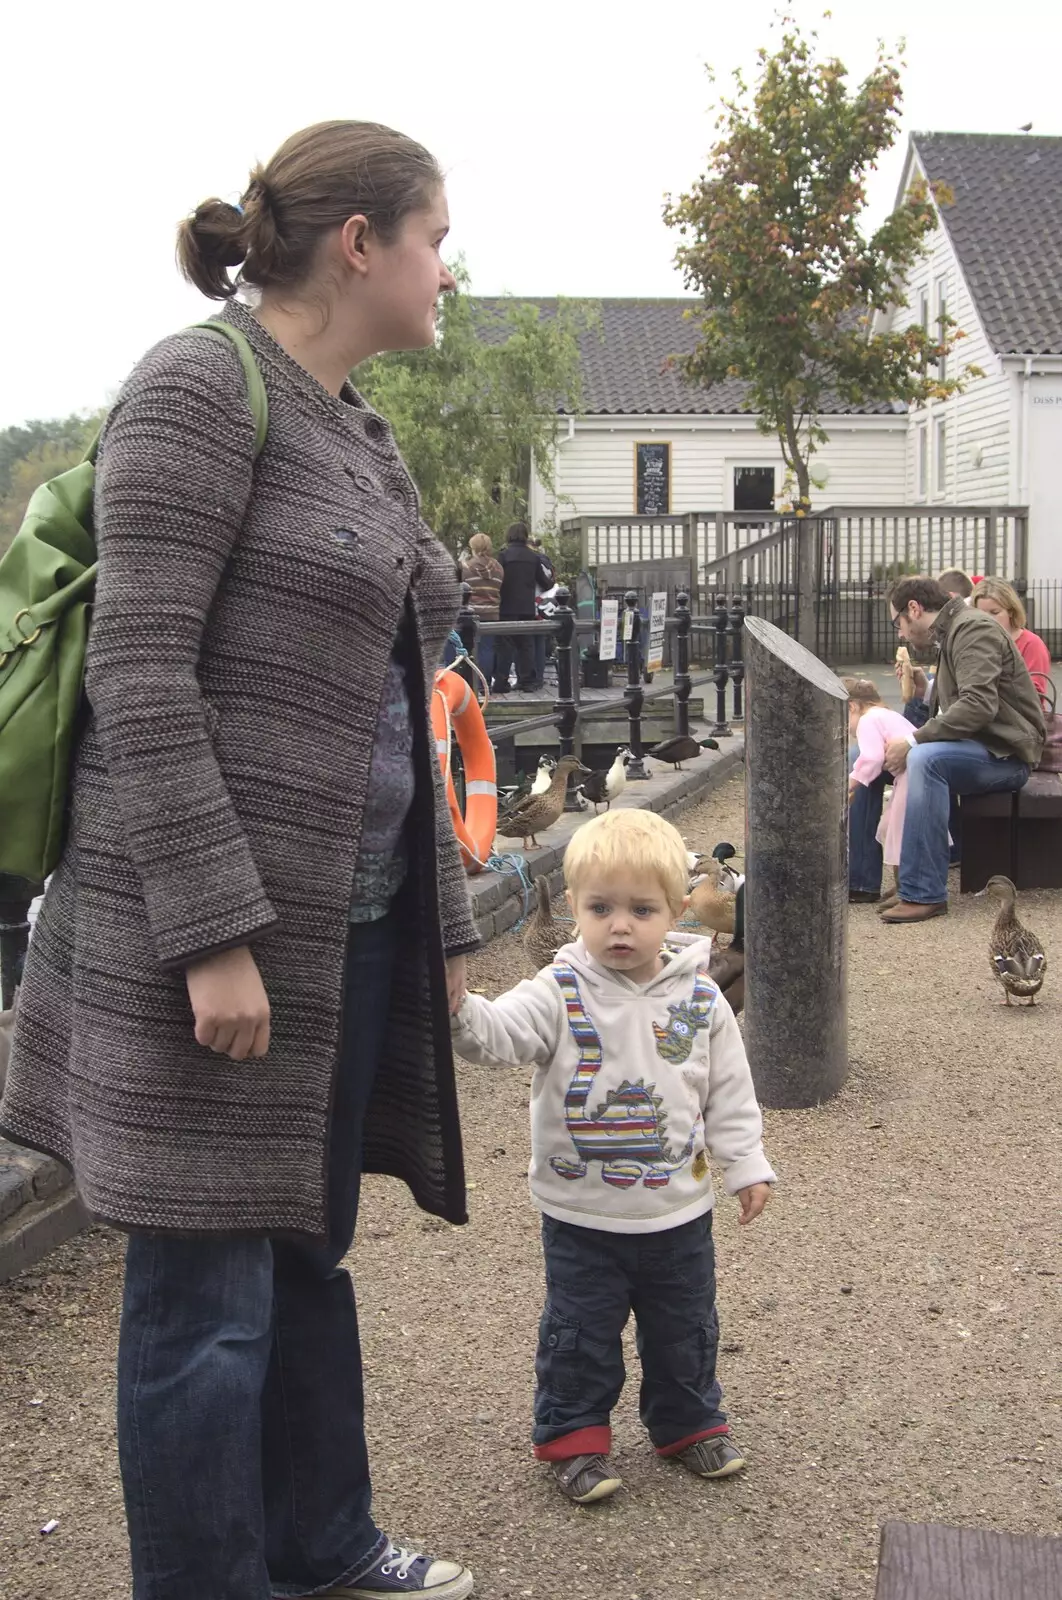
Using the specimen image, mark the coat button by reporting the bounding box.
[353,472,376,493]
[364,417,386,440]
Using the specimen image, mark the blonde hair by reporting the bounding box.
[972,576,1026,631]
[841,676,883,708]
[469,532,493,556]
[937,567,974,599]
[564,809,690,914]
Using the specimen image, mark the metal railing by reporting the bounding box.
[453,586,745,807]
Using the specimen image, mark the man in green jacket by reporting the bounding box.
[881,575,1046,924]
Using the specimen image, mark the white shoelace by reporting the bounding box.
[380,1543,418,1581]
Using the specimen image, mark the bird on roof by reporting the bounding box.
[1019,121,1033,133]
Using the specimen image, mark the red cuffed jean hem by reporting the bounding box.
[654,1423,729,1458]
[533,1425,612,1461]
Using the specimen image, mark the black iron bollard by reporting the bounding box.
[711,594,732,738]
[552,587,583,811]
[455,582,478,686]
[728,595,745,722]
[673,591,692,738]
[0,876,35,1011]
[623,590,649,779]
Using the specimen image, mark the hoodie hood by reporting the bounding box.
[550,931,715,998]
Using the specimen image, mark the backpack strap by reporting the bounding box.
[190,321,269,457]
[81,321,269,469]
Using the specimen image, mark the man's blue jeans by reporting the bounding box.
[117,911,400,1600]
[900,740,1029,904]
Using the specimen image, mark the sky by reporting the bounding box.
[2,0,1059,428]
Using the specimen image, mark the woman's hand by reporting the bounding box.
[445,954,468,1015]
[185,946,271,1060]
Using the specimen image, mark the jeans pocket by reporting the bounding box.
[536,1306,584,1400]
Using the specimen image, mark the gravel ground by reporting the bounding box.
[2,769,1060,1599]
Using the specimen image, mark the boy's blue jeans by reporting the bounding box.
[900,739,1029,904]
[533,1211,727,1461]
[116,911,399,1600]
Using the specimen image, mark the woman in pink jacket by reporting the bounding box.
[972,578,1052,700]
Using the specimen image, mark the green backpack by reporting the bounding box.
[0,322,268,885]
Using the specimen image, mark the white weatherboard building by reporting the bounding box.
[475,131,1062,588]
[879,132,1062,582]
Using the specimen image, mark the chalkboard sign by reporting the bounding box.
[635,441,671,515]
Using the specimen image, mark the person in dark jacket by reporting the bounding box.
[493,522,553,693]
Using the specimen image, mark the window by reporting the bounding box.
[733,466,776,510]
[935,418,947,494]
[916,425,928,498]
[935,277,948,380]
[919,288,930,374]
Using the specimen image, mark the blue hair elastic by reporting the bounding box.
[234,202,244,216]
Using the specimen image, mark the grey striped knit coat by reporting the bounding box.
[0,300,478,1236]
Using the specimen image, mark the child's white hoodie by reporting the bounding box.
[452,932,775,1234]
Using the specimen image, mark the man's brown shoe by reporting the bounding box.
[879,900,948,923]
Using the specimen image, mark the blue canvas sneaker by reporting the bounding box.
[321,1540,473,1598]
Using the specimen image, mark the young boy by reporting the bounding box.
[451,809,775,1504]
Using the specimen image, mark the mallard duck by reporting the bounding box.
[647,735,720,771]
[979,875,1047,1006]
[496,756,590,850]
[578,748,631,813]
[523,878,564,969]
[708,883,744,1015]
[688,857,738,936]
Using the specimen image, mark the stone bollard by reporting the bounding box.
[743,616,849,1107]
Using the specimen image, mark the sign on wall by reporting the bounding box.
[635,441,671,515]
[647,591,668,673]
[599,596,620,662]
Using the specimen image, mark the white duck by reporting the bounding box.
[577,748,631,813]
[530,755,556,796]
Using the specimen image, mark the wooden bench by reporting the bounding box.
[875,1520,1062,1598]
[960,770,1062,893]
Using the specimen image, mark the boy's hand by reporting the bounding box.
[445,954,468,1015]
[737,1183,772,1225]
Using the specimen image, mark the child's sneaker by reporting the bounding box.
[676,1434,746,1479]
[322,1539,473,1597]
[551,1453,623,1504]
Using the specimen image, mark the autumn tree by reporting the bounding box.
[665,20,978,531]
[357,269,592,554]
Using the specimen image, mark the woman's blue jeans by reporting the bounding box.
[117,911,399,1600]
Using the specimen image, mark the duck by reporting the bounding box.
[578,748,631,813]
[530,755,556,796]
[707,883,744,1015]
[979,875,1047,1006]
[496,755,590,850]
[687,857,738,936]
[647,735,720,771]
[497,755,555,810]
[523,878,564,969]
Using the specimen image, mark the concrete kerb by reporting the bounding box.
[0,737,745,1280]
[470,737,745,944]
[0,1140,89,1283]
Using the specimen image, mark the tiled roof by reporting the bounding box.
[470,298,900,417]
[912,132,1062,355]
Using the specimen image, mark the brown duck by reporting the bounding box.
[523,878,564,969]
[496,756,590,850]
[980,875,1047,1005]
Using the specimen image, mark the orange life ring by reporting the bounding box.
[431,668,497,874]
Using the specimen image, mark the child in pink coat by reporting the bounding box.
[844,678,916,871]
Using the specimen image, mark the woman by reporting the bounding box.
[459,531,503,684]
[0,122,477,1600]
[972,577,1052,699]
